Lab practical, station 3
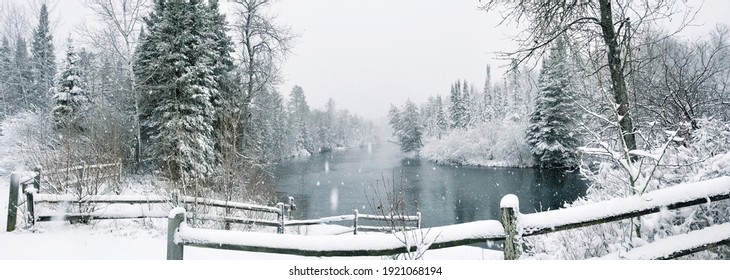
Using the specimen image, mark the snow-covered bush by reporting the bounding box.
[524,118,730,259]
[420,117,534,167]
[0,112,50,176]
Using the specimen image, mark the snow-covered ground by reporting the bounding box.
[0,174,502,260]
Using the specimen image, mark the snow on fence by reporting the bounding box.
[6,169,420,235]
[5,169,290,230]
[166,176,730,260]
[284,210,421,235]
[42,161,123,191]
[167,208,502,259]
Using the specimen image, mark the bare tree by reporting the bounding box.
[231,0,294,132]
[637,25,730,128]
[479,0,697,157]
[79,0,150,170]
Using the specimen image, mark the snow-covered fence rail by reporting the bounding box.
[5,168,291,230]
[285,210,421,235]
[167,208,503,259]
[42,161,123,190]
[500,176,730,260]
[166,176,730,260]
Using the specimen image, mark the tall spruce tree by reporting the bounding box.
[526,41,581,169]
[31,3,56,111]
[52,39,87,133]
[134,0,224,189]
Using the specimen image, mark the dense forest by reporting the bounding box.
[0,0,375,204]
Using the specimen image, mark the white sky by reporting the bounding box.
[34,0,730,119]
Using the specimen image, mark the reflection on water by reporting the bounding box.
[272,143,588,228]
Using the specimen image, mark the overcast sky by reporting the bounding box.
[42,0,730,119]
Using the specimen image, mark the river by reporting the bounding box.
[272,142,588,228]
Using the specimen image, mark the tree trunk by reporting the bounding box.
[598,0,637,153]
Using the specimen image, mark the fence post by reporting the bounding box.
[171,189,180,207]
[287,196,295,220]
[6,173,20,232]
[33,166,41,191]
[117,160,123,183]
[500,194,521,260]
[25,186,36,228]
[81,160,87,183]
[167,209,185,260]
[277,202,285,234]
[353,209,359,235]
[416,212,422,229]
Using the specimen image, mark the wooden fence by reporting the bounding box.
[6,169,421,236]
[166,176,730,260]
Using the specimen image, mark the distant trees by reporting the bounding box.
[287,85,312,152]
[449,80,469,129]
[0,3,56,114]
[389,100,423,153]
[526,41,581,169]
[389,65,537,163]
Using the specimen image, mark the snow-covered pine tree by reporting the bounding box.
[134,0,220,189]
[30,3,56,111]
[388,100,423,153]
[461,81,472,128]
[434,95,448,139]
[449,80,465,129]
[399,99,423,153]
[287,85,312,153]
[526,40,581,169]
[52,39,87,133]
[482,64,495,121]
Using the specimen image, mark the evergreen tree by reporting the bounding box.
[434,95,448,139]
[287,85,312,152]
[30,3,56,111]
[388,100,423,153]
[449,80,463,129]
[52,39,87,133]
[526,41,581,169]
[134,0,221,187]
[482,64,495,121]
[461,81,472,128]
[448,79,471,129]
[399,100,423,153]
[246,88,289,162]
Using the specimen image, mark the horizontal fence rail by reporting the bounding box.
[167,176,730,260]
[167,208,505,259]
[284,210,421,235]
[6,169,419,236]
[597,223,730,260]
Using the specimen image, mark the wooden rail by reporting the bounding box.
[166,176,730,260]
[6,170,418,235]
[284,210,421,235]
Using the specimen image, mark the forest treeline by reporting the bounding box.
[0,0,375,203]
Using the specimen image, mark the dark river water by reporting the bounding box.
[272,142,588,228]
